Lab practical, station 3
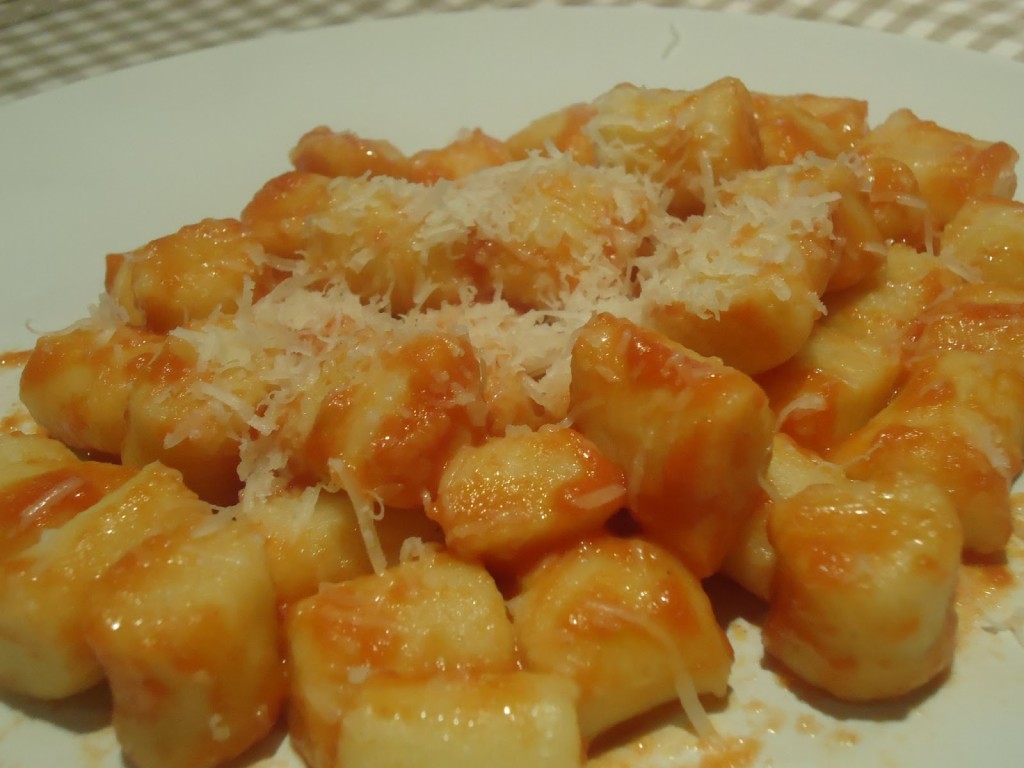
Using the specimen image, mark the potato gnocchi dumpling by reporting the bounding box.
[721,432,845,600]
[429,424,626,567]
[285,552,518,768]
[584,77,763,218]
[570,312,774,578]
[854,108,1018,232]
[759,243,964,454]
[105,217,278,334]
[87,520,285,768]
[19,320,164,457]
[510,535,732,741]
[4,73,1023,768]
[752,92,868,166]
[337,673,583,768]
[832,284,1024,554]
[939,196,1024,286]
[0,433,212,699]
[764,478,961,701]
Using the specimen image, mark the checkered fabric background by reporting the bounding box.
[1,0,1022,104]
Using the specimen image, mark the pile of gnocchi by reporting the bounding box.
[2,75,1023,768]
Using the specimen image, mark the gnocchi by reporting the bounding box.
[2,72,1022,768]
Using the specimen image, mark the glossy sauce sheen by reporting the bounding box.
[0,350,31,368]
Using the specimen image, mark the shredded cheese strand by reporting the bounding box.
[586,599,719,741]
[329,458,388,575]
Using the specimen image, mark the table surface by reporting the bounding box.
[1,0,1022,105]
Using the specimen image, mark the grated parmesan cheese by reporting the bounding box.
[19,476,84,528]
[775,391,828,431]
[150,145,852,574]
[570,483,627,511]
[328,457,388,576]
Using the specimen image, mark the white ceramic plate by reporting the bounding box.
[1,6,1023,767]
